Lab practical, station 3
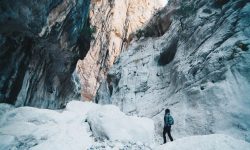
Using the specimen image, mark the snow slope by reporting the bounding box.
[0,101,95,150]
[0,101,154,150]
[156,134,250,150]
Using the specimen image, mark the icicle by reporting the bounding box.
[72,69,82,100]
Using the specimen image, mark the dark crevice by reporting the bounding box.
[0,35,33,104]
[158,39,178,66]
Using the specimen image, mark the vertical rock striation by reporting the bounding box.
[96,0,250,141]
[76,0,166,101]
[0,0,91,108]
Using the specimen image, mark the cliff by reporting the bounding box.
[0,0,91,108]
[96,0,250,141]
[76,0,167,101]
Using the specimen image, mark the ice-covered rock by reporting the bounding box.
[86,105,155,143]
[156,134,250,150]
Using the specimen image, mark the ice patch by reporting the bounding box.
[72,70,82,98]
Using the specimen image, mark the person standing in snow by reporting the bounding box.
[163,108,174,143]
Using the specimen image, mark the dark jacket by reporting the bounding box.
[164,113,174,127]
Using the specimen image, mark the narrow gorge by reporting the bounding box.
[76,0,167,101]
[0,0,250,149]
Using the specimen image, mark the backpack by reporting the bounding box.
[165,114,174,126]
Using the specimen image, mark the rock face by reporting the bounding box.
[96,0,250,141]
[0,0,91,108]
[76,0,167,101]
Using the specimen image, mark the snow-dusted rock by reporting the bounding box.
[86,105,155,143]
[156,134,250,150]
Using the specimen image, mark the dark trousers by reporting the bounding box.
[163,126,173,143]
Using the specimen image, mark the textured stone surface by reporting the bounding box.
[0,0,91,108]
[96,0,250,142]
[76,0,166,101]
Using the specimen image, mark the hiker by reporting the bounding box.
[163,108,174,143]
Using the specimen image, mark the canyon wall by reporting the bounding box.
[96,0,250,141]
[76,0,167,101]
[0,0,91,108]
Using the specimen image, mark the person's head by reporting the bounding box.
[165,109,170,114]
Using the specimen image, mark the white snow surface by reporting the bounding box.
[0,101,154,150]
[0,101,249,150]
[86,105,155,143]
[156,134,250,150]
[0,101,96,150]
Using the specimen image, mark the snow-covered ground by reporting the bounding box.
[0,101,154,150]
[157,134,250,150]
[0,101,249,150]
[0,101,95,150]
